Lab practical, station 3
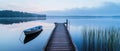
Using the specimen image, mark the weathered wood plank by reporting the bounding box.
[44,23,76,51]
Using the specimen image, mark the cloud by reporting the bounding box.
[0,0,43,13]
[42,2,120,16]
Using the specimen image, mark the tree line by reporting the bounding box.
[0,10,46,17]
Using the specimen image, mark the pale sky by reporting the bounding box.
[0,0,120,13]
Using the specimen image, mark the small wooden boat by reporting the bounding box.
[24,26,43,35]
[23,26,43,44]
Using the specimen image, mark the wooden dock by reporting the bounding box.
[44,23,76,51]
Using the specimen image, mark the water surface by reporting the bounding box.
[0,16,120,51]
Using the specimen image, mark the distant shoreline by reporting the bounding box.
[47,16,120,17]
[0,10,46,17]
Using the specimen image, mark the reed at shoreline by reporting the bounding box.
[82,27,120,51]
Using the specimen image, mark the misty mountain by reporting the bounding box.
[41,2,120,16]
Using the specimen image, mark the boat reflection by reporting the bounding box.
[23,26,43,44]
[24,29,43,44]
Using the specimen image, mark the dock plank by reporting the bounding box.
[44,23,76,51]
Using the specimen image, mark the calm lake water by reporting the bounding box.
[0,16,120,51]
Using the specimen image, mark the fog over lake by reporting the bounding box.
[0,16,120,51]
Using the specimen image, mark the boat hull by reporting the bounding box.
[24,29,43,44]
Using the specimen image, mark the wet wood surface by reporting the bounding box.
[45,23,76,51]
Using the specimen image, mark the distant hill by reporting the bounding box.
[41,2,120,16]
[0,10,46,17]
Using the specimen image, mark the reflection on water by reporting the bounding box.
[69,18,120,51]
[23,29,43,44]
[0,16,120,51]
[0,17,46,24]
[82,27,120,51]
[0,21,54,51]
